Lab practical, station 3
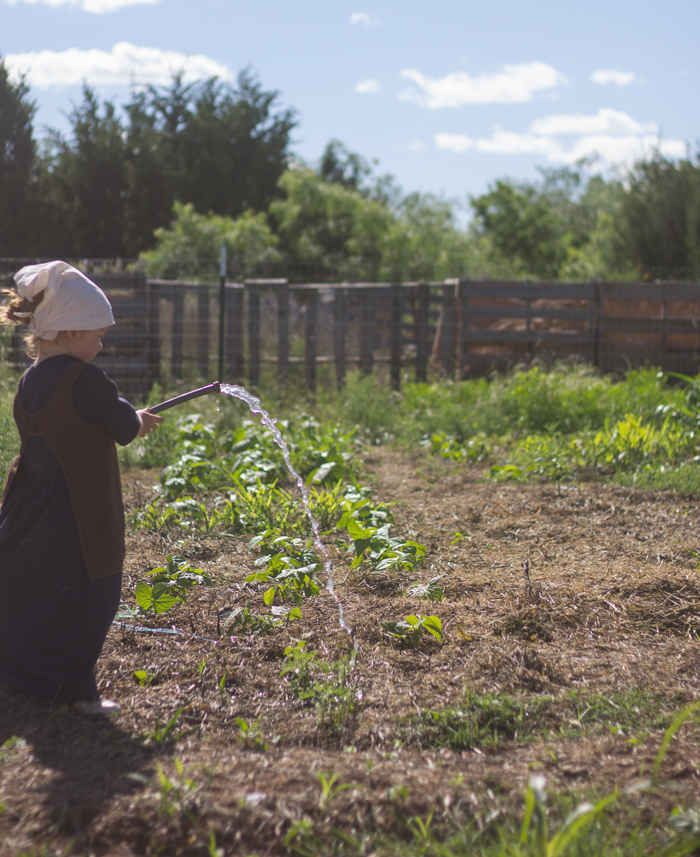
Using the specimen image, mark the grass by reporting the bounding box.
[399,688,678,752]
[4,360,700,496]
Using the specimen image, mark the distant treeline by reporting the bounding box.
[1,56,699,281]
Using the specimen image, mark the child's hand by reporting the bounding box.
[137,408,164,437]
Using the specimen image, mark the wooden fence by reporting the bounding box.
[6,276,700,396]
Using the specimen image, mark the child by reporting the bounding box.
[0,261,163,715]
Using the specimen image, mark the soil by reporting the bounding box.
[2,448,700,855]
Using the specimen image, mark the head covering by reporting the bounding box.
[13,261,115,341]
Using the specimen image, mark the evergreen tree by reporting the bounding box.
[0,58,37,256]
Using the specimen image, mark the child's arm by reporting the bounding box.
[136,408,164,437]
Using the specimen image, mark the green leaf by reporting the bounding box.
[150,582,180,614]
[135,580,153,611]
[421,616,442,643]
[263,587,276,606]
[346,517,372,541]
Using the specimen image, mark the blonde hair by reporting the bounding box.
[0,288,46,358]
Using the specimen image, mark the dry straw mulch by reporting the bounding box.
[2,449,700,855]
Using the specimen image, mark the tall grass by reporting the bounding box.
[4,361,700,495]
[0,367,19,485]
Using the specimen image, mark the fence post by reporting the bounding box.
[594,280,602,369]
[171,286,184,379]
[390,283,402,391]
[441,283,456,377]
[226,285,244,383]
[305,289,317,393]
[197,285,210,379]
[359,287,374,376]
[146,277,160,384]
[247,282,260,388]
[459,278,470,378]
[334,287,346,390]
[277,283,289,387]
[415,283,429,383]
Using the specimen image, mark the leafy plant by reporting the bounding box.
[406,575,444,601]
[247,531,320,605]
[346,518,426,574]
[381,614,442,647]
[280,641,359,728]
[223,601,301,636]
[157,758,201,820]
[235,717,268,752]
[135,556,214,614]
[134,667,160,687]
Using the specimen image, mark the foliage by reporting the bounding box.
[345,518,426,574]
[0,58,37,256]
[140,202,279,279]
[246,530,320,605]
[135,556,214,614]
[381,614,442,648]
[13,69,295,259]
[280,641,359,729]
[223,600,301,636]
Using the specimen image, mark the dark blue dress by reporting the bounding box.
[0,355,140,703]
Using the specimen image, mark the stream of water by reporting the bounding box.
[220,384,356,648]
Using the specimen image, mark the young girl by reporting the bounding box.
[0,261,163,715]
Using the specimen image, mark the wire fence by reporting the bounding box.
[3,264,700,398]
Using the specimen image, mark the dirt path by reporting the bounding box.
[2,449,700,855]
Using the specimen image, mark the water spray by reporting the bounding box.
[149,381,357,652]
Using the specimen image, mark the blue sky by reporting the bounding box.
[2,0,698,212]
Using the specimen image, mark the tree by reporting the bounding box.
[0,57,37,256]
[140,201,279,279]
[42,87,128,257]
[618,153,700,276]
[470,179,568,278]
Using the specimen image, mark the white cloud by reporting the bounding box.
[2,0,156,12]
[530,108,657,136]
[590,69,635,86]
[4,42,233,89]
[560,134,685,165]
[399,62,568,109]
[349,12,379,25]
[355,78,380,95]
[435,127,686,168]
[434,133,473,153]
[408,140,426,152]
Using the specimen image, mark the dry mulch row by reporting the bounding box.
[2,448,700,855]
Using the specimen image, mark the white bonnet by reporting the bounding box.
[13,261,115,341]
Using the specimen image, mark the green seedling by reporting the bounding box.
[157,758,201,820]
[247,531,320,605]
[346,518,426,574]
[317,771,357,812]
[134,666,159,687]
[135,556,213,614]
[142,707,194,745]
[381,614,442,647]
[223,601,301,636]
[405,575,444,601]
[235,717,268,752]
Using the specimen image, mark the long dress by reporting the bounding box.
[0,355,140,703]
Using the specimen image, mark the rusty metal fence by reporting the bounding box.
[3,273,700,397]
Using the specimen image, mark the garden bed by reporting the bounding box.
[2,446,700,855]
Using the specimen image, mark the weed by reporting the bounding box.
[406,575,444,601]
[157,759,201,820]
[142,707,194,745]
[346,518,426,574]
[235,717,268,752]
[135,556,214,614]
[382,614,442,648]
[134,666,160,687]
